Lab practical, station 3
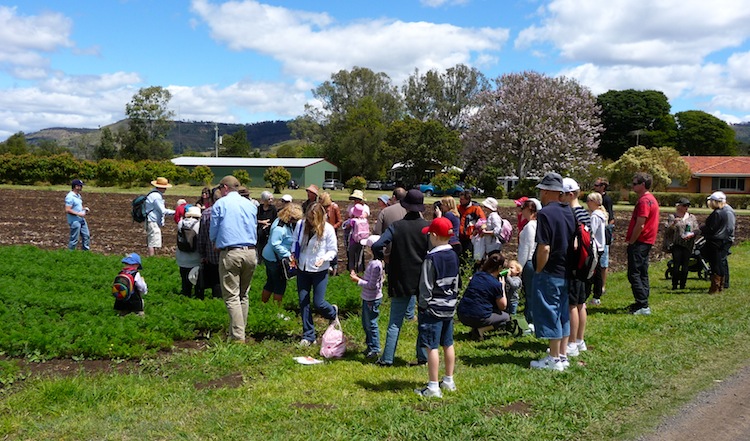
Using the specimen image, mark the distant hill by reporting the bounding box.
[25,119,293,156]
[731,123,750,155]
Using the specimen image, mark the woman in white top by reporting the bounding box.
[293,203,339,346]
[480,197,505,256]
[517,198,541,328]
[586,192,608,304]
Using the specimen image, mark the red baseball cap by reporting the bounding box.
[422,217,454,237]
[514,196,529,207]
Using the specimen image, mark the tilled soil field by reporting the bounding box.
[3,189,747,273]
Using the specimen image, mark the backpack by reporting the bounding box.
[350,217,370,243]
[320,317,346,359]
[499,218,513,244]
[132,190,159,223]
[112,268,138,301]
[569,223,598,282]
[177,218,199,252]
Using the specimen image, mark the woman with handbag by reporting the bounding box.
[261,203,304,306]
[665,198,699,290]
[294,203,339,347]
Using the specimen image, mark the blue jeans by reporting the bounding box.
[68,219,90,251]
[362,298,382,354]
[522,260,535,325]
[380,296,426,364]
[297,270,335,342]
[531,271,570,339]
[405,294,416,320]
[627,242,652,308]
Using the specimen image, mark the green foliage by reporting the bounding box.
[0,132,30,155]
[508,178,540,200]
[0,153,82,185]
[275,143,299,158]
[606,146,691,191]
[597,89,676,160]
[232,169,251,186]
[120,86,175,161]
[191,165,215,187]
[675,110,738,155]
[264,166,291,193]
[345,175,367,191]
[431,172,458,190]
[94,127,117,160]
[220,129,252,157]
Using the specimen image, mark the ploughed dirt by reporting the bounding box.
[3,189,750,438]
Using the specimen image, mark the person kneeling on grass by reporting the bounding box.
[456,252,518,341]
[415,217,460,398]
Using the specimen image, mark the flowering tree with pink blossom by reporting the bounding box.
[462,71,603,181]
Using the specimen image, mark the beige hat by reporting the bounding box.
[185,206,202,218]
[151,177,172,188]
[482,197,499,212]
[281,194,293,203]
[349,189,365,201]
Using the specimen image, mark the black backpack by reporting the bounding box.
[568,222,598,282]
[177,218,199,252]
[132,190,159,223]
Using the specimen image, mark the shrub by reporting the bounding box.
[432,172,458,191]
[508,178,539,200]
[264,166,291,193]
[345,176,366,191]
[232,169,251,186]
[191,165,214,187]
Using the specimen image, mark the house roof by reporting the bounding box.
[171,157,335,168]
[681,156,750,177]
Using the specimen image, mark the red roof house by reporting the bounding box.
[675,156,750,194]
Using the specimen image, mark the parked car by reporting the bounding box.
[380,180,397,191]
[322,179,344,190]
[418,183,464,197]
[366,180,382,190]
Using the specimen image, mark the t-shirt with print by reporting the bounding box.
[626,192,660,245]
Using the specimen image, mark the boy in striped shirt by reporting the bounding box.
[415,217,460,398]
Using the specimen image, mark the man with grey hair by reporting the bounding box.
[210,175,259,343]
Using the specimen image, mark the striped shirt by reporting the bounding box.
[418,244,460,318]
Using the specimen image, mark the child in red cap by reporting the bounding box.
[414,217,460,398]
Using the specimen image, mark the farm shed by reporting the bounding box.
[171,157,340,187]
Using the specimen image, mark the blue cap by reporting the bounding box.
[121,253,142,269]
[71,179,84,188]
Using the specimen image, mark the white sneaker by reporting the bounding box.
[440,379,457,392]
[632,306,652,316]
[414,386,443,398]
[278,313,291,321]
[530,355,564,371]
[589,298,601,306]
[577,340,588,352]
[298,339,313,347]
[559,355,570,369]
[527,323,535,333]
[566,343,580,357]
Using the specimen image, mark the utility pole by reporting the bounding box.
[214,123,218,157]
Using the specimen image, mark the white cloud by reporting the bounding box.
[190,0,508,82]
[0,6,73,75]
[420,0,470,7]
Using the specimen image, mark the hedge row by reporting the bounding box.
[626,191,750,209]
[0,154,193,187]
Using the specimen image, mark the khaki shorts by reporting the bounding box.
[145,221,162,248]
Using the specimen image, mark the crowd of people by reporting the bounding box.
[65,171,738,396]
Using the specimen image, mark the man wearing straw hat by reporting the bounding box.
[144,177,176,256]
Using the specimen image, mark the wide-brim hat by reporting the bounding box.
[378,195,390,205]
[151,177,172,188]
[481,197,498,212]
[306,185,319,195]
[707,191,726,202]
[185,206,202,218]
[351,203,366,218]
[360,234,381,247]
[536,172,564,192]
[349,189,365,201]
[121,253,142,269]
[400,189,425,212]
[676,197,691,206]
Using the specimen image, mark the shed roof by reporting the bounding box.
[171,157,335,168]
[681,156,750,177]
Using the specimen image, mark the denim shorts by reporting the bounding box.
[599,245,610,268]
[417,312,454,350]
[263,259,287,295]
[531,271,570,339]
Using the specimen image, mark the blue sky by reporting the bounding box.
[2,0,750,141]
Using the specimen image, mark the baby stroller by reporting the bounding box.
[664,236,711,281]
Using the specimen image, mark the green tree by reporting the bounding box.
[597,89,676,159]
[463,71,602,181]
[385,117,462,186]
[345,176,367,191]
[32,139,70,157]
[232,169,251,186]
[276,143,299,158]
[606,146,691,192]
[221,129,252,157]
[403,64,489,130]
[191,165,215,187]
[120,86,175,161]
[264,166,291,193]
[675,110,738,156]
[431,172,459,191]
[0,132,29,155]
[95,127,117,160]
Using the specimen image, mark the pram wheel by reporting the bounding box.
[665,260,674,280]
[698,267,709,280]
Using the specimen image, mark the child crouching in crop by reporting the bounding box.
[349,235,384,360]
[113,253,148,317]
[415,217,460,398]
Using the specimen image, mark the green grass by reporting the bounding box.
[0,243,749,440]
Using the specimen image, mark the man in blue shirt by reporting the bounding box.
[64,179,90,251]
[144,177,176,256]
[210,175,259,343]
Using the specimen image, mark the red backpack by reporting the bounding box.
[112,268,138,301]
[569,223,598,282]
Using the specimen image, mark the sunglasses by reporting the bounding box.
[632,182,641,186]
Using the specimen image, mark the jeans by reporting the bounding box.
[68,219,90,251]
[405,294,416,320]
[522,260,535,325]
[627,242,652,308]
[362,298,382,354]
[380,296,426,364]
[297,270,335,342]
[531,271,570,339]
[671,245,691,288]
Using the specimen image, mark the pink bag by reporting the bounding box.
[320,317,346,358]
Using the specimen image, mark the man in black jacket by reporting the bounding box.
[372,189,429,366]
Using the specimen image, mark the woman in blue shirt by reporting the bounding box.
[261,203,303,306]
